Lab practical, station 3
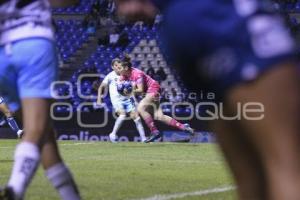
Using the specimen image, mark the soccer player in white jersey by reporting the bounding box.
[0,0,81,200]
[97,58,147,143]
[0,96,23,138]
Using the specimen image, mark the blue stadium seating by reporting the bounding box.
[52,0,96,14]
[55,20,89,61]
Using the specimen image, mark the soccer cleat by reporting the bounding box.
[17,130,24,139]
[109,133,118,143]
[144,131,162,143]
[184,123,195,136]
[0,186,18,200]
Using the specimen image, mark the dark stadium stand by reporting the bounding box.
[52,0,300,116]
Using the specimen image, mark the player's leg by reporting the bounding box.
[213,119,266,200]
[137,94,161,142]
[5,98,80,200]
[1,38,81,199]
[0,102,23,137]
[5,98,48,199]
[0,102,12,117]
[225,63,300,200]
[130,110,146,142]
[109,107,126,142]
[41,128,80,200]
[154,105,194,135]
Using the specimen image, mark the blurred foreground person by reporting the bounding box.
[0,0,81,199]
[0,96,23,138]
[116,0,300,199]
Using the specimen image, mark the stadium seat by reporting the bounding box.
[54,20,189,112]
[139,39,147,47]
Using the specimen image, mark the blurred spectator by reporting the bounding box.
[97,0,116,17]
[117,31,129,47]
[154,14,163,26]
[155,67,167,83]
[109,32,119,45]
[91,1,101,18]
[146,66,155,78]
[272,0,297,12]
[107,0,116,16]
[98,18,117,45]
[169,88,183,103]
[83,14,97,34]
[160,88,168,103]
[133,21,144,30]
[99,0,109,17]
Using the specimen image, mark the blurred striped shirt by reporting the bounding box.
[0,0,54,44]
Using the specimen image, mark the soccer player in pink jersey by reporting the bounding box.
[119,55,194,143]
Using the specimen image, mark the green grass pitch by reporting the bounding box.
[0,140,236,200]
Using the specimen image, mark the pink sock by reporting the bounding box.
[169,119,185,130]
[144,117,159,134]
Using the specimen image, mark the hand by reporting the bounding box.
[96,99,103,106]
[116,0,157,21]
[123,88,131,96]
[132,82,137,89]
[93,102,105,109]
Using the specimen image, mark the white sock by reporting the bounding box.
[134,117,146,141]
[46,162,80,200]
[8,142,40,199]
[111,114,126,136]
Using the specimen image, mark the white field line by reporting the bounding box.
[0,142,98,149]
[59,142,98,146]
[0,142,234,200]
[130,186,236,200]
[0,141,204,149]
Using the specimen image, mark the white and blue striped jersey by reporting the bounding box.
[0,0,54,44]
[102,71,128,103]
[102,71,137,113]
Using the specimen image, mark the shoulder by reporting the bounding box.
[107,71,116,78]
[133,68,144,75]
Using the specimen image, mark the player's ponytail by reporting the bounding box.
[122,54,132,69]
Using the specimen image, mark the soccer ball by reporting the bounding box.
[117,81,133,96]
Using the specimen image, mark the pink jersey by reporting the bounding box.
[121,68,160,93]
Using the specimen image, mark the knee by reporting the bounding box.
[130,112,137,119]
[154,112,163,121]
[25,123,52,143]
[137,104,145,113]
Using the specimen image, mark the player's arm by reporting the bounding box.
[115,0,157,20]
[133,78,144,94]
[49,0,79,8]
[97,82,108,105]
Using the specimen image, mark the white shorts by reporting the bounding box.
[112,97,136,113]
